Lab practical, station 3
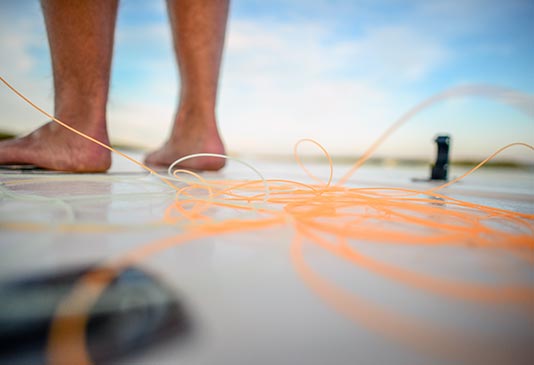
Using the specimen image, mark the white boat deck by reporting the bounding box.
[1,152,533,365]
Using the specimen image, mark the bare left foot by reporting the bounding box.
[0,119,111,172]
[145,109,226,171]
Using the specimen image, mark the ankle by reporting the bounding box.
[53,103,107,131]
[55,92,107,122]
[178,93,217,116]
[171,106,218,136]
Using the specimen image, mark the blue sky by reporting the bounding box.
[0,0,533,162]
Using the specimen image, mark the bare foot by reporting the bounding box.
[0,121,111,172]
[145,110,226,171]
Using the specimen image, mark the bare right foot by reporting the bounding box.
[0,121,111,172]
[145,108,226,171]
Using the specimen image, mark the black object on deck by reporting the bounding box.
[431,135,450,181]
[0,265,192,365]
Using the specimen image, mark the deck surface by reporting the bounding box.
[1,153,533,365]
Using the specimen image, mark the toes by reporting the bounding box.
[144,149,226,171]
[144,150,163,167]
[0,138,31,165]
[0,137,111,172]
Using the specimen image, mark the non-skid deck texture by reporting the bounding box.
[1,153,533,365]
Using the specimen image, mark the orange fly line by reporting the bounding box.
[0,76,533,365]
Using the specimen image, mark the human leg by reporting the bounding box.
[0,0,118,172]
[145,0,229,170]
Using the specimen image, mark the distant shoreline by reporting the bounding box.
[1,131,531,170]
[235,154,534,170]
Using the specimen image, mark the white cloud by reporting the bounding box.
[0,5,41,76]
[0,6,53,134]
[217,20,450,155]
[347,25,450,82]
